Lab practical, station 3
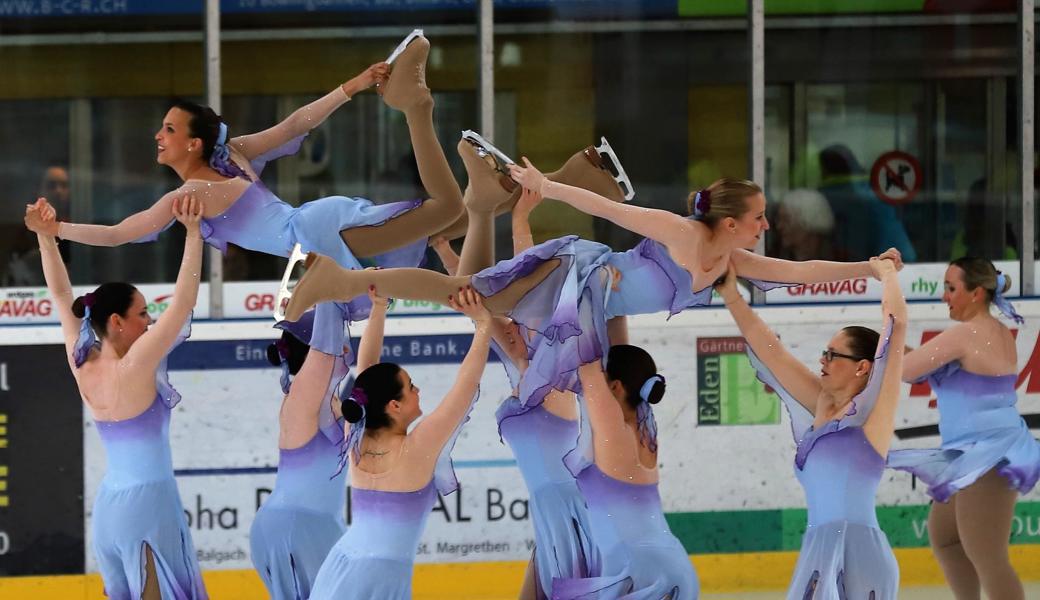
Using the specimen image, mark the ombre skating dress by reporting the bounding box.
[88,317,208,600]
[135,136,428,323]
[747,317,899,599]
[307,393,479,599]
[492,342,596,599]
[550,399,698,599]
[471,230,788,410]
[888,361,1040,502]
[250,302,352,599]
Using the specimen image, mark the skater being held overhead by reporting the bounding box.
[24,31,462,324]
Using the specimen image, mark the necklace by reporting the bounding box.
[363,449,390,457]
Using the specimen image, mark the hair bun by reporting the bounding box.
[1000,272,1013,294]
[266,343,282,367]
[341,399,365,424]
[71,296,87,319]
[640,374,666,405]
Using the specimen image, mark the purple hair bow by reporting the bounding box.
[995,273,1024,325]
[72,305,98,368]
[693,188,712,220]
[209,122,252,181]
[333,387,369,477]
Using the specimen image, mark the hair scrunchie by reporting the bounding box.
[994,272,1024,325]
[692,189,712,220]
[72,303,97,368]
[208,122,252,181]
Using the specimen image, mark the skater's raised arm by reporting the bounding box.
[716,266,821,414]
[862,258,908,457]
[26,199,80,361]
[231,63,389,160]
[410,289,492,453]
[357,288,390,373]
[511,187,543,255]
[122,196,204,373]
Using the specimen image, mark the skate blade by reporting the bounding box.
[462,129,515,169]
[594,136,635,201]
[387,28,425,64]
[273,243,309,322]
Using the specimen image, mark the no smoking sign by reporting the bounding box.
[870,150,922,206]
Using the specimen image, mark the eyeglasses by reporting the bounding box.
[821,349,873,363]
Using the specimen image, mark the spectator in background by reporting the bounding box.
[771,188,835,261]
[950,177,1018,261]
[3,163,70,286]
[818,144,917,263]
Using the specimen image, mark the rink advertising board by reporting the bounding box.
[0,345,84,576]
[1,301,1038,588]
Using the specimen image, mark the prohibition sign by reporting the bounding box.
[870,150,922,206]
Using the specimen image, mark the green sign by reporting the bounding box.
[696,337,780,426]
[666,501,1040,553]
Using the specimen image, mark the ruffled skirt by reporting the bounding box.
[888,425,1040,502]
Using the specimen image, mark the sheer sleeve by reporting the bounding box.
[57,190,180,247]
[230,87,350,161]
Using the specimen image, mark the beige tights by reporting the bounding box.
[929,469,1024,600]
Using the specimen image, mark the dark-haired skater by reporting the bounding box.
[27,195,206,600]
[29,34,464,326]
[308,288,491,599]
[250,291,388,600]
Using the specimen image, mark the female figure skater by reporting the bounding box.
[249,292,389,599]
[718,256,906,599]
[278,166,901,412]
[307,288,492,600]
[26,195,206,599]
[433,186,594,600]
[888,258,1038,600]
[29,34,463,323]
[551,345,697,599]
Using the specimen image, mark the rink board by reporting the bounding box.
[1,301,1039,596]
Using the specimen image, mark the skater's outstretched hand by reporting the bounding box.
[508,157,547,194]
[343,62,391,97]
[874,248,903,273]
[514,186,544,218]
[172,194,203,236]
[25,197,59,236]
[868,256,898,280]
[448,287,491,325]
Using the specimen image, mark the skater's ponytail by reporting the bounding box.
[688,178,761,228]
[72,282,138,338]
[266,331,309,377]
[342,362,403,431]
[606,345,665,409]
[606,344,662,453]
[950,257,1023,323]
